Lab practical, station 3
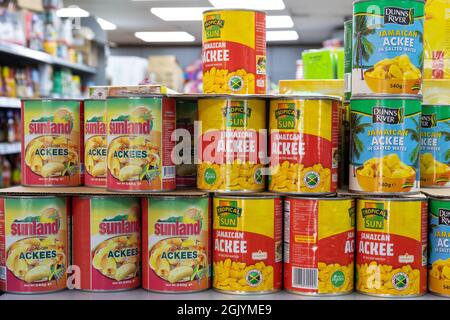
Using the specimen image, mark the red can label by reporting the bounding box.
[72,197,141,291]
[106,97,176,191]
[142,197,211,292]
[21,100,83,186]
[202,10,266,94]
[284,198,355,295]
[0,197,69,293]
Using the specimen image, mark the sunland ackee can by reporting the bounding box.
[268,95,340,194]
[284,197,355,296]
[352,0,425,95]
[84,99,107,187]
[72,196,141,292]
[349,95,421,194]
[0,196,69,294]
[197,96,266,192]
[21,99,83,187]
[107,96,176,192]
[420,105,450,188]
[428,197,450,297]
[356,197,428,297]
[213,194,282,294]
[202,9,266,94]
[142,195,210,293]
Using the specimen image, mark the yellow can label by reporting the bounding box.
[198,98,266,192]
[213,196,282,292]
[202,10,266,94]
[269,98,339,193]
[356,199,427,296]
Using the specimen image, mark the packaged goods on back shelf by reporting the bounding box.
[302,48,344,80]
[0,2,88,65]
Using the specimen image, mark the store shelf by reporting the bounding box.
[0,97,20,109]
[0,142,20,155]
[0,289,446,300]
[0,42,96,74]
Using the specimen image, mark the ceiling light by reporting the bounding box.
[56,6,90,18]
[266,30,299,41]
[135,31,195,42]
[151,7,212,21]
[208,0,285,10]
[96,17,117,30]
[267,15,294,28]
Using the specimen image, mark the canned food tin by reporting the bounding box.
[420,105,450,188]
[212,194,282,294]
[175,98,197,187]
[84,99,107,187]
[21,99,83,187]
[0,196,69,294]
[356,197,427,297]
[106,96,176,192]
[338,100,351,189]
[142,195,211,293]
[349,96,421,194]
[428,197,450,297]
[352,0,425,95]
[269,96,340,194]
[72,196,141,292]
[344,20,352,101]
[197,97,266,192]
[202,9,266,94]
[284,197,355,296]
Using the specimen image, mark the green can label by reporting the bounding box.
[428,198,450,296]
[349,98,421,193]
[344,20,353,101]
[352,0,424,95]
[420,105,450,187]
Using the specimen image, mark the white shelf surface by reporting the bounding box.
[0,289,447,300]
[0,42,96,74]
[0,97,20,109]
[0,142,21,155]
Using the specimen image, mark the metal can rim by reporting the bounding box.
[0,195,68,200]
[202,8,267,15]
[197,94,268,100]
[422,104,450,107]
[353,0,425,5]
[350,94,423,101]
[269,94,342,102]
[285,195,354,201]
[213,193,281,199]
[21,98,83,102]
[72,195,140,200]
[106,94,168,99]
[356,196,426,202]
[429,196,450,202]
[142,194,210,200]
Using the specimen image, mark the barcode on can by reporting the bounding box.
[0,266,6,280]
[163,166,176,179]
[292,267,318,289]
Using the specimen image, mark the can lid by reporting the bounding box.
[106,94,168,99]
[213,192,280,199]
[202,8,267,15]
[285,195,354,201]
[350,94,423,101]
[353,0,425,4]
[356,195,427,201]
[0,195,68,199]
[197,94,268,100]
[21,98,83,102]
[269,94,342,102]
[422,104,450,107]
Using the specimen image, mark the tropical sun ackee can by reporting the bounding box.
[352,0,425,95]
[202,9,266,94]
[142,195,211,293]
[212,194,282,294]
[0,196,69,294]
[84,99,107,188]
[420,105,450,188]
[197,96,266,192]
[72,197,141,292]
[356,197,428,297]
[428,197,450,297]
[21,99,83,187]
[349,95,422,194]
[284,197,355,296]
[106,96,176,192]
[268,96,340,194]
